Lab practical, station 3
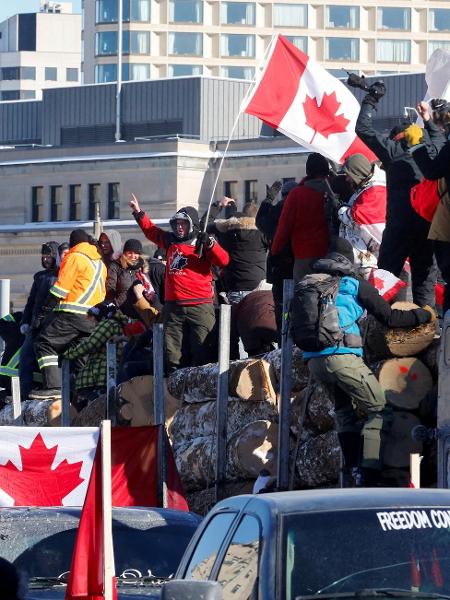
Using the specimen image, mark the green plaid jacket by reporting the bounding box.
[63,313,128,390]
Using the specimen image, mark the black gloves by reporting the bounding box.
[265,180,282,202]
[195,231,215,254]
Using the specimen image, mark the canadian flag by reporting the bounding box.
[244,35,376,164]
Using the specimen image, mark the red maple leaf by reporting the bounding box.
[0,434,85,506]
[303,92,350,144]
[372,276,384,290]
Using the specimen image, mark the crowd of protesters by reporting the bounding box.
[1,80,449,488]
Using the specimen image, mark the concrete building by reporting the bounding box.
[0,72,427,307]
[82,0,450,84]
[0,2,81,101]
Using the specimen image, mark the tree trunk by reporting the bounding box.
[383,411,423,468]
[169,398,278,451]
[295,430,340,488]
[263,347,310,391]
[167,359,277,404]
[373,357,433,410]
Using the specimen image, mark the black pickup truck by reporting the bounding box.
[162,488,450,600]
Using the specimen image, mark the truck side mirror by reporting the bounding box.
[161,580,224,600]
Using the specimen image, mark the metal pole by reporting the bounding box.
[215,304,231,503]
[153,323,167,507]
[101,420,114,600]
[106,342,117,426]
[277,279,294,492]
[61,359,71,426]
[410,453,422,488]
[115,0,123,142]
[0,279,10,317]
[438,310,450,488]
[11,376,22,425]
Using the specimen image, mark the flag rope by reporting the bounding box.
[201,34,279,231]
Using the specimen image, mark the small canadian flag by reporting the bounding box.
[244,35,376,164]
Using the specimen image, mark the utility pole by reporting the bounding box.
[115,0,123,142]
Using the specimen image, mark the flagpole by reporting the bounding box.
[201,34,278,231]
[101,420,114,600]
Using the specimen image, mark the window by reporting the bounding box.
[96,0,118,23]
[168,32,203,56]
[108,183,120,219]
[244,180,258,203]
[66,68,79,82]
[169,0,203,24]
[221,34,255,58]
[184,513,237,580]
[221,2,255,26]
[221,66,255,80]
[31,186,44,222]
[21,67,36,80]
[124,31,150,54]
[96,31,117,55]
[429,9,450,32]
[95,63,117,82]
[20,90,35,99]
[122,63,150,81]
[1,67,20,81]
[273,4,307,27]
[217,515,260,599]
[285,36,307,52]
[325,38,359,61]
[224,181,238,199]
[45,67,57,81]
[168,64,203,77]
[50,186,63,222]
[88,184,101,220]
[377,7,411,31]
[377,39,410,63]
[428,40,450,57]
[326,6,359,29]
[69,184,82,221]
[1,91,20,100]
[124,0,151,22]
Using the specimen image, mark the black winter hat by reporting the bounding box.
[170,206,200,240]
[123,239,143,254]
[306,153,330,178]
[329,237,354,264]
[41,241,59,258]
[69,229,90,248]
[281,180,297,197]
[153,248,166,261]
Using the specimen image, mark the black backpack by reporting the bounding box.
[291,273,343,352]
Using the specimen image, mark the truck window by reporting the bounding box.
[184,512,237,580]
[217,514,260,599]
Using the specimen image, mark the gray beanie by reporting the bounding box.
[342,153,373,186]
[281,180,297,197]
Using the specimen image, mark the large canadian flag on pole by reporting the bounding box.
[244,35,376,164]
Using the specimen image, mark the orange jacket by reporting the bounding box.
[50,242,106,314]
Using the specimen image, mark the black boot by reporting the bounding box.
[338,432,362,487]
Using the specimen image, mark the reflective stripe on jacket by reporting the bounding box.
[50,242,106,314]
[0,348,20,377]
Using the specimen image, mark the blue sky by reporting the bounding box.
[0,1,82,22]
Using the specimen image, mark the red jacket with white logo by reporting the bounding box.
[136,212,229,305]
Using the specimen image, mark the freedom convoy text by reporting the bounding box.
[377,510,450,531]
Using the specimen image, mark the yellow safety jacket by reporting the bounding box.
[50,242,106,314]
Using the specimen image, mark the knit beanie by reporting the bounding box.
[123,239,143,254]
[306,153,330,178]
[329,237,355,264]
[69,229,90,248]
[87,301,118,321]
[281,180,297,197]
[342,154,373,186]
[153,248,166,261]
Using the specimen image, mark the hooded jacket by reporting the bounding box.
[50,242,107,314]
[101,229,122,265]
[133,209,229,305]
[0,313,24,381]
[208,214,267,292]
[272,178,331,259]
[22,241,60,326]
[303,252,432,359]
[106,255,145,310]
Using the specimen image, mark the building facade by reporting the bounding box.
[82,0,450,84]
[0,2,81,101]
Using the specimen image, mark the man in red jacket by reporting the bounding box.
[130,194,229,374]
[272,153,334,281]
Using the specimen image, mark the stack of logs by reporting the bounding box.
[0,302,439,513]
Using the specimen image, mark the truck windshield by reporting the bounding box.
[282,507,450,599]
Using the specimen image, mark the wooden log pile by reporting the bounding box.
[0,300,439,506]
